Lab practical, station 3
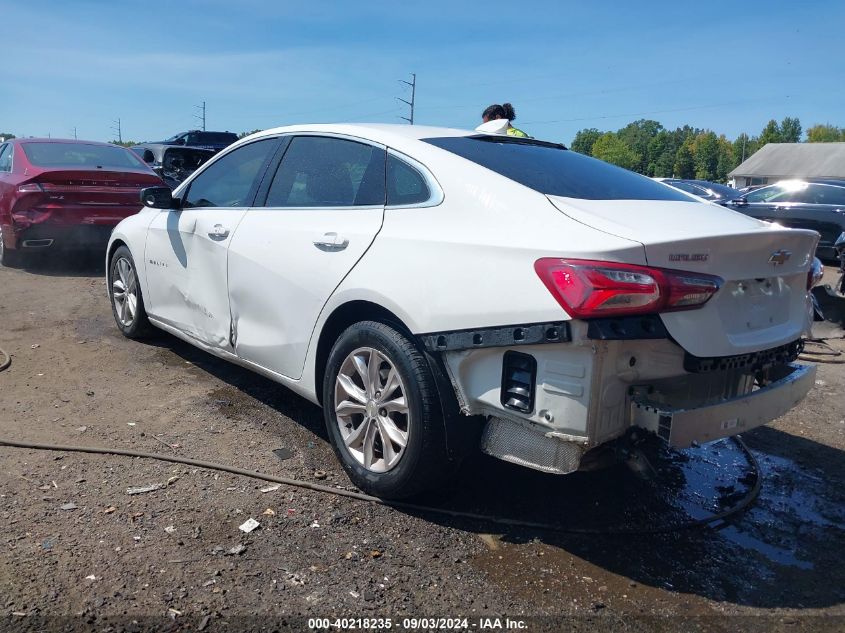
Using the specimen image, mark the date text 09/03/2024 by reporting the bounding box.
[307,617,528,630]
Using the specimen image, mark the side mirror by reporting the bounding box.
[141,186,177,209]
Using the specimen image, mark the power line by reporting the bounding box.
[397,73,416,125]
[194,101,206,131]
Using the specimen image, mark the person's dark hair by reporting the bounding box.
[482,103,517,121]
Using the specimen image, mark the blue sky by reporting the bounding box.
[2,0,843,145]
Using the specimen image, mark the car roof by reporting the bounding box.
[768,179,845,189]
[14,138,119,147]
[244,123,474,149]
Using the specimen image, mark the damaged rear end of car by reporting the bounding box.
[412,134,819,476]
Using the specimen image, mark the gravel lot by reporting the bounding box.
[1,256,844,632]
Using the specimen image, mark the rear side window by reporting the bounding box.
[198,132,238,145]
[423,136,692,201]
[183,138,276,208]
[809,184,845,205]
[21,142,146,169]
[265,136,386,207]
[0,144,11,172]
[387,155,430,205]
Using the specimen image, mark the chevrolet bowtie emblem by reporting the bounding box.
[768,249,791,265]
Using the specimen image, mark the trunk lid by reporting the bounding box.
[17,169,161,226]
[547,196,819,357]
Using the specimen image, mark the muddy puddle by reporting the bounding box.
[410,428,845,609]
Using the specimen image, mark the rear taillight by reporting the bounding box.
[535,258,722,319]
[807,257,824,290]
[17,183,44,193]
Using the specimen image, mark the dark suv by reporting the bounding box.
[152,130,239,152]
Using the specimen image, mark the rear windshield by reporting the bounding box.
[21,142,146,169]
[196,132,238,144]
[423,136,693,201]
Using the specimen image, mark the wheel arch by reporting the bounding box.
[314,300,413,405]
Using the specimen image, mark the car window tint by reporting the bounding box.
[21,142,146,169]
[183,139,276,208]
[0,144,10,172]
[745,185,784,203]
[265,136,386,207]
[424,136,691,201]
[809,184,845,205]
[387,155,430,205]
[668,181,702,196]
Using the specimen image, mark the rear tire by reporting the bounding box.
[323,321,456,499]
[108,245,152,338]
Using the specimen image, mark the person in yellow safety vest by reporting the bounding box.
[475,103,530,138]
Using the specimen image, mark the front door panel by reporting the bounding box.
[144,208,247,349]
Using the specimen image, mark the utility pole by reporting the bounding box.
[397,73,416,125]
[111,118,122,143]
[194,101,206,131]
[73,127,77,140]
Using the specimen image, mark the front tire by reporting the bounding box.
[108,245,152,338]
[323,321,454,499]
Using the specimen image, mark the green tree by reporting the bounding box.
[806,124,845,142]
[591,133,641,170]
[239,129,262,139]
[673,138,695,179]
[759,119,782,146]
[780,116,802,143]
[110,140,137,147]
[692,131,720,181]
[0,132,15,140]
[617,119,662,174]
[647,130,676,177]
[715,135,735,182]
[570,128,602,155]
[732,133,758,165]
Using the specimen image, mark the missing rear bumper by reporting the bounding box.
[631,362,816,448]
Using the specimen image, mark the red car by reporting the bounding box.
[0,138,164,267]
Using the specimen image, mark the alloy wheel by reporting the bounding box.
[334,347,411,473]
[112,256,138,327]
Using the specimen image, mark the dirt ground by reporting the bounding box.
[1,255,844,632]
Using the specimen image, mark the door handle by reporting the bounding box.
[313,232,349,251]
[208,224,230,240]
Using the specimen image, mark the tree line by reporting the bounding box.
[570,119,845,183]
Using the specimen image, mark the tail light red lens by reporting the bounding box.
[17,183,44,193]
[535,258,722,319]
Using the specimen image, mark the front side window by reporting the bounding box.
[745,182,820,204]
[387,155,430,205]
[183,138,276,208]
[0,144,11,172]
[265,136,386,207]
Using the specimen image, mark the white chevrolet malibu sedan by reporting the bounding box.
[107,124,819,498]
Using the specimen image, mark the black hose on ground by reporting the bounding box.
[799,336,845,364]
[0,345,761,535]
[0,436,761,536]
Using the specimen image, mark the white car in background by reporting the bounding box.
[107,124,820,498]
